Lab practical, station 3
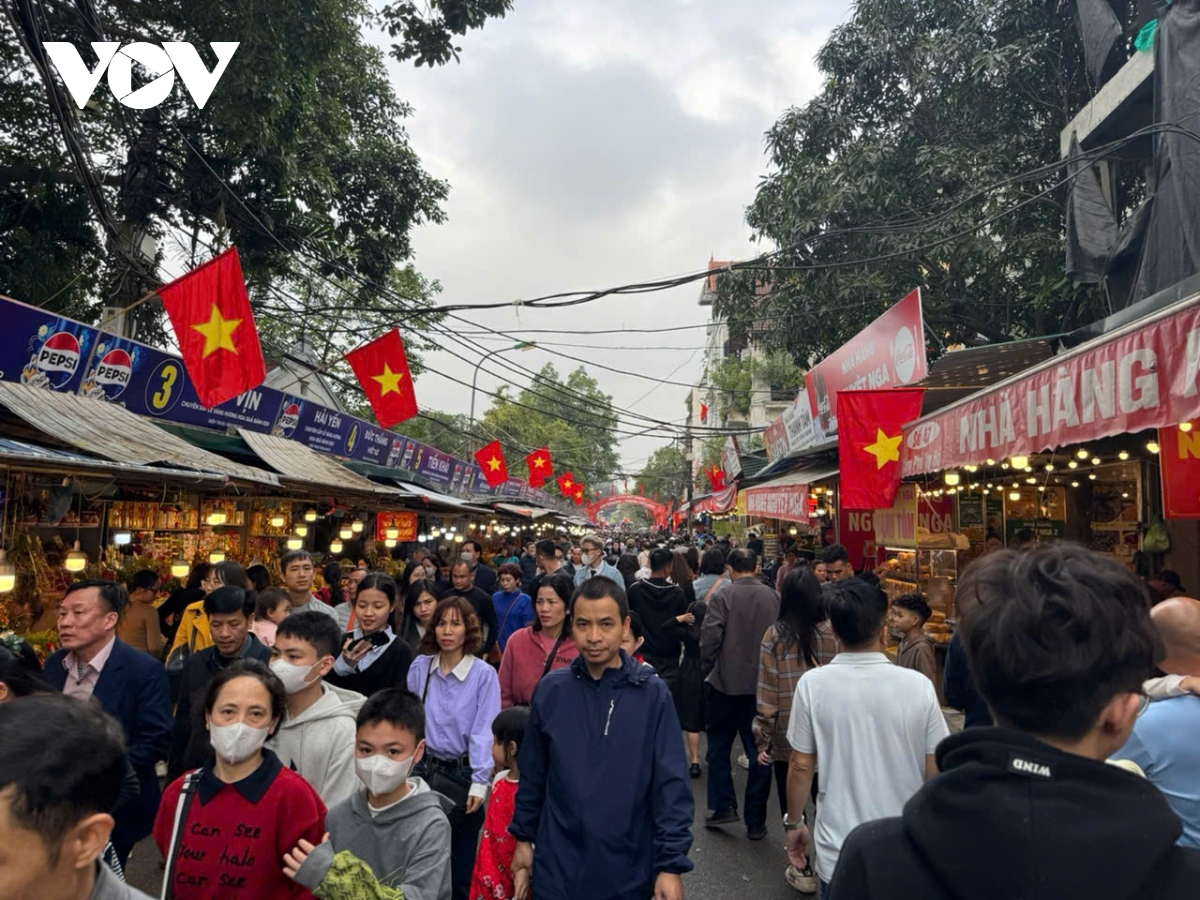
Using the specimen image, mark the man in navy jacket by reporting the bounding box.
[511,576,694,900]
[45,579,173,865]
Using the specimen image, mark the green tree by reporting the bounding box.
[715,0,1108,363]
[478,363,619,494]
[637,445,688,502]
[397,408,475,458]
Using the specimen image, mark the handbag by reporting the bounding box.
[160,770,202,900]
[165,614,198,674]
[421,660,472,810]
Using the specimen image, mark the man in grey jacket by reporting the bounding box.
[700,548,780,840]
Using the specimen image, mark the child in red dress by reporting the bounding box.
[470,706,530,900]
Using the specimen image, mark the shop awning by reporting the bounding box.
[237,429,392,494]
[395,481,492,514]
[899,288,1200,477]
[0,435,226,485]
[685,481,740,515]
[494,502,553,519]
[0,382,279,486]
[741,464,839,524]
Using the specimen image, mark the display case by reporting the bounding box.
[879,546,959,627]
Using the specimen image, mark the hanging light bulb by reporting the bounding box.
[1147,440,1160,454]
[351,519,364,534]
[207,508,227,526]
[208,549,226,564]
[384,538,397,548]
[338,525,353,540]
[386,525,400,540]
[1024,466,1034,473]
[170,557,190,579]
[985,459,996,466]
[1044,464,1054,472]
[329,538,344,554]
[963,465,978,473]
[1091,457,1101,466]
[1181,422,1194,433]
[1068,460,1078,469]
[1118,450,1130,461]
[788,526,798,536]
[268,512,285,528]
[1009,489,1021,501]
[1088,473,1098,481]
[455,534,465,543]
[0,549,15,593]
[64,541,88,573]
[285,534,303,551]
[1121,491,1130,499]
[112,530,132,546]
[295,523,308,537]
[1076,448,1089,460]
[418,533,428,542]
[1070,481,1080,488]
[1025,476,1037,484]
[305,507,318,522]
[1009,456,1028,470]
[944,470,961,486]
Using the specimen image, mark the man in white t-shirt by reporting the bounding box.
[783,577,948,897]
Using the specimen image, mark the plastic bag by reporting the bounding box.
[1144,516,1171,554]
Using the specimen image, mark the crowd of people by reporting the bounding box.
[2,529,1200,900]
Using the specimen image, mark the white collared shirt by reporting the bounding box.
[62,634,117,700]
[334,627,396,676]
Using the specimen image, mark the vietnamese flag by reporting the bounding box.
[556,471,577,497]
[474,440,508,487]
[573,484,586,505]
[345,330,418,428]
[158,247,266,408]
[700,403,709,424]
[525,447,553,487]
[837,388,926,509]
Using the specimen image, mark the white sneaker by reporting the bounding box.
[737,752,749,770]
[785,864,817,893]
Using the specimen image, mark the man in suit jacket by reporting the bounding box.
[45,579,173,866]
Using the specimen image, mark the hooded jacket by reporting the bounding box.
[268,682,365,808]
[292,777,453,900]
[829,727,1200,900]
[626,577,688,678]
[510,652,694,900]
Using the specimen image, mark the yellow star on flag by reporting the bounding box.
[863,428,903,470]
[563,478,573,489]
[487,456,502,472]
[371,363,405,395]
[191,305,242,358]
[533,456,546,468]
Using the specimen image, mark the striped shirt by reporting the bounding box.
[754,620,841,762]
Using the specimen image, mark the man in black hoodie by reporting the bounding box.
[627,548,690,683]
[827,543,1200,899]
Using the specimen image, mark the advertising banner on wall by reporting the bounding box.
[1161,424,1200,517]
[743,483,810,523]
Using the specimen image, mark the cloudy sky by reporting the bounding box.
[381,0,851,473]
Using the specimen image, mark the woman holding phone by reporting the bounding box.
[326,572,414,696]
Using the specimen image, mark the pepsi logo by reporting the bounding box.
[32,331,82,388]
[276,402,301,437]
[906,421,941,450]
[91,348,133,399]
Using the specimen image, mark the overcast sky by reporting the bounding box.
[380,0,851,473]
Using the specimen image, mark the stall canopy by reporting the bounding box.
[494,502,553,519]
[0,382,279,486]
[684,481,740,515]
[0,435,226,485]
[237,428,392,494]
[395,481,492,514]
[742,464,839,525]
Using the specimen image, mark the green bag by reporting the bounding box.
[1144,516,1171,554]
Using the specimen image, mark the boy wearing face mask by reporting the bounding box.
[268,611,365,807]
[285,689,454,900]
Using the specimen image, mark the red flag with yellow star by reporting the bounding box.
[345,330,418,428]
[837,388,925,509]
[474,440,508,488]
[525,447,553,487]
[158,247,266,408]
[573,484,586,505]
[556,471,577,497]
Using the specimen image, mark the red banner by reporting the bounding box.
[375,511,418,542]
[764,416,790,460]
[901,296,1200,477]
[806,289,926,440]
[743,483,810,523]
[690,482,740,515]
[838,506,876,571]
[1161,424,1200,517]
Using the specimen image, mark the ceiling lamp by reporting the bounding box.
[338,525,353,540]
[384,538,397,548]
[329,538,344,554]
[206,509,227,526]
[170,558,190,579]
[454,534,465,543]
[64,541,88,573]
[1076,448,1089,460]
[1009,455,1028,470]
[1181,422,1194,433]
[1009,489,1021,501]
[295,523,308,537]
[418,532,428,542]
[944,471,961,486]
[1147,440,1160,454]
[269,512,286,528]
[208,549,226,564]
[285,534,303,551]
[112,530,132,546]
[351,519,364,533]
[386,525,400,540]
[0,549,15,593]
[305,507,318,522]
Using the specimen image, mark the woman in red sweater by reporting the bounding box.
[154,660,326,900]
[498,571,580,707]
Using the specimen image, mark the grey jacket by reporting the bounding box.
[700,576,780,696]
[91,862,154,900]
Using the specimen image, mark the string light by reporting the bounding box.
[1091,457,1101,466]
[1076,448,1089,460]
[1088,473,1098,480]
[1009,489,1021,501]
[1147,440,1160,454]
[1181,422,1194,433]
[1070,481,1080,488]
[1068,461,1078,469]
[1044,463,1054,472]
[1118,450,1129,460]
[944,471,961,486]
[1009,456,1028,469]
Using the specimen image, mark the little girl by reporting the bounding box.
[250,586,291,648]
[469,706,530,900]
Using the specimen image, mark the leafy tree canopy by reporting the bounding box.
[637,445,688,502]
[715,0,1107,364]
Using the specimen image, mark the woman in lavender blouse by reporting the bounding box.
[407,595,502,900]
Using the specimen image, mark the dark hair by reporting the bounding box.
[465,539,484,555]
[570,575,629,620]
[356,572,398,608]
[280,549,315,570]
[203,585,256,618]
[535,539,558,559]
[685,547,700,575]
[821,544,849,565]
[649,548,673,573]
[275,610,342,660]
[185,562,211,591]
[0,638,50,698]
[985,531,1002,544]
[1159,569,1183,591]
[421,597,483,655]
[128,569,159,592]
[254,587,290,621]
[63,579,126,616]
[203,659,287,739]
[699,548,727,576]
[245,564,272,593]
[401,561,425,588]
[1014,529,1035,545]
[776,568,826,669]
[531,572,574,632]
[959,544,1162,740]
[356,688,425,743]
[627,608,644,642]
[669,551,693,588]
[450,560,472,576]
[498,562,522,581]
[893,593,932,623]
[492,705,530,752]
[212,560,251,590]
[728,548,756,574]
[615,554,640,589]
[0,694,126,861]
[826,578,888,648]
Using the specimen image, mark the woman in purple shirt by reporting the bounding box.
[407,595,501,900]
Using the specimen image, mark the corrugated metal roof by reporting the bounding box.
[916,338,1059,415]
[0,382,278,485]
[494,502,553,519]
[745,464,840,491]
[396,482,492,514]
[0,435,225,484]
[237,429,394,494]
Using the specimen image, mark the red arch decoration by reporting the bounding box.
[586,494,669,527]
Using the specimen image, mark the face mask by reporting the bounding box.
[461,551,475,564]
[209,722,269,764]
[582,552,595,567]
[355,752,415,795]
[270,658,318,695]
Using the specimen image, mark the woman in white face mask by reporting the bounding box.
[152,660,327,900]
